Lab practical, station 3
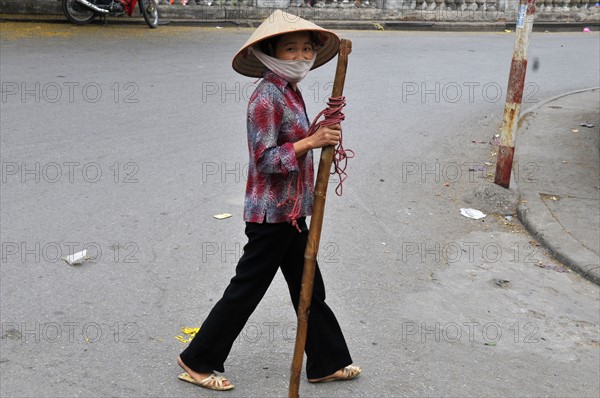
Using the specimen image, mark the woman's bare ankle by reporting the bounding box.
[178,356,212,381]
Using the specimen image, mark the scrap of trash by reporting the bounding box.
[62,250,89,266]
[213,213,232,220]
[460,208,486,220]
[539,193,561,201]
[491,278,511,288]
[175,326,201,343]
[535,260,569,273]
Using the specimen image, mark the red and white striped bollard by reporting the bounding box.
[494,0,537,188]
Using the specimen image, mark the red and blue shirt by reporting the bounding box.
[244,71,314,224]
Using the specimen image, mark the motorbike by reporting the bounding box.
[62,0,159,29]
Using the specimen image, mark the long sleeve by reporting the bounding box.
[247,88,299,175]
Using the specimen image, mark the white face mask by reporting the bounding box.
[251,46,317,84]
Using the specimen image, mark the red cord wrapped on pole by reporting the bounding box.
[494,0,537,188]
[281,96,354,231]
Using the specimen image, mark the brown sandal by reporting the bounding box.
[308,365,362,383]
[178,372,234,391]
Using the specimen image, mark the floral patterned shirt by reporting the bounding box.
[244,71,314,224]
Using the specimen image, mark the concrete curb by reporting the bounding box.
[515,87,600,286]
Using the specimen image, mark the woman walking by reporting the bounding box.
[177,10,361,391]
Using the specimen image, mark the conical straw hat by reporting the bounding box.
[232,10,340,78]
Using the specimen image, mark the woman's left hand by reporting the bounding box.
[293,124,340,157]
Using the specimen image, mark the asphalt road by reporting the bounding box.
[1,22,599,397]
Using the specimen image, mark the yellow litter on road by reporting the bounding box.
[175,326,200,343]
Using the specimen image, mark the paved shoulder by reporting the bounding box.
[515,88,600,284]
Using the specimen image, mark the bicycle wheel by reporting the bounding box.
[139,0,159,29]
[62,0,96,25]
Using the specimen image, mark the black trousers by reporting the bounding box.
[180,218,352,379]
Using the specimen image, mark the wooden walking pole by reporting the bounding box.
[288,38,352,398]
[494,0,537,188]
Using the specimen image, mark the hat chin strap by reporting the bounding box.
[251,47,317,84]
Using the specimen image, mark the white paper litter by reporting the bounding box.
[213,213,232,220]
[62,250,88,265]
[460,208,487,220]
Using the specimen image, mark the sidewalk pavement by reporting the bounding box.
[515,87,600,285]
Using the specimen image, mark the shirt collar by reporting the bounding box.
[263,70,292,92]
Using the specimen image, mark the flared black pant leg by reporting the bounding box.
[180,221,291,373]
[279,218,352,379]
